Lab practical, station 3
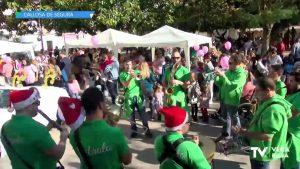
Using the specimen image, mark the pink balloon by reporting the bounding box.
[193,44,200,51]
[220,56,230,70]
[224,41,232,50]
[202,46,208,54]
[197,50,204,57]
[91,36,99,47]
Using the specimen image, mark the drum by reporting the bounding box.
[198,135,216,164]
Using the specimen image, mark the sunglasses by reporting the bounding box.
[32,100,40,106]
[172,57,181,60]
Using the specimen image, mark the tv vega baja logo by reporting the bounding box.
[251,147,289,158]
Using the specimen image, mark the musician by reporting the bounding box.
[282,69,300,169]
[233,77,292,169]
[1,89,68,169]
[119,59,152,138]
[163,50,190,110]
[214,53,247,142]
[269,64,287,98]
[154,106,211,169]
[69,87,132,168]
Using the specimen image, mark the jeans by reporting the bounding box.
[221,103,241,137]
[191,104,198,118]
[250,160,270,169]
[130,96,150,132]
[106,79,118,104]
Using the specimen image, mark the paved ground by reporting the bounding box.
[0,103,281,169]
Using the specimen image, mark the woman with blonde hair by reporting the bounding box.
[139,61,156,118]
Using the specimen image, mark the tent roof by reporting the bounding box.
[139,25,212,47]
[0,40,34,56]
[65,29,143,48]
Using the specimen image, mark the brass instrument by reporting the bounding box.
[166,63,180,104]
[105,95,125,126]
[38,109,63,131]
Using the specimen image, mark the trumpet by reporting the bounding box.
[38,109,63,131]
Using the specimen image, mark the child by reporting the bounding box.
[188,72,201,121]
[68,74,81,99]
[154,83,164,121]
[200,85,211,122]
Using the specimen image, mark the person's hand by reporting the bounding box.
[215,68,225,77]
[172,79,182,85]
[60,126,69,140]
[129,71,135,78]
[231,126,243,134]
[192,135,199,145]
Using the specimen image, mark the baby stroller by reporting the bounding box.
[238,88,256,128]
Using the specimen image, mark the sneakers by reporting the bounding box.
[130,131,153,138]
[130,132,138,138]
[145,130,153,138]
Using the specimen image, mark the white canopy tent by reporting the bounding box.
[64,29,143,56]
[138,25,212,69]
[0,40,35,58]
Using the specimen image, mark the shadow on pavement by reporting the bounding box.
[213,159,246,169]
[131,148,159,165]
[190,121,222,139]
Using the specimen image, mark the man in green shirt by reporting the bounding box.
[269,64,287,98]
[215,54,247,142]
[282,69,300,169]
[119,59,152,138]
[1,89,68,169]
[69,87,132,169]
[163,50,190,110]
[233,77,292,169]
[154,106,211,169]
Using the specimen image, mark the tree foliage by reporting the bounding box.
[0,0,299,42]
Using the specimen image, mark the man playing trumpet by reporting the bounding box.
[119,59,152,138]
[163,50,190,110]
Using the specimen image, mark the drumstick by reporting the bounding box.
[38,110,62,131]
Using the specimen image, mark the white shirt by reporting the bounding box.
[269,55,283,65]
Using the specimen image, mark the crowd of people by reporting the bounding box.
[1,34,300,169]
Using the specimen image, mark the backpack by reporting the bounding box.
[158,135,192,169]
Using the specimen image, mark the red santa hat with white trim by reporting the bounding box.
[9,89,40,111]
[160,106,189,131]
[57,97,85,130]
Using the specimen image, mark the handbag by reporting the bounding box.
[1,124,65,169]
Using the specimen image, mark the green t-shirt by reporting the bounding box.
[69,120,129,169]
[248,95,292,161]
[119,70,142,97]
[283,92,300,169]
[1,115,56,169]
[154,132,211,169]
[214,67,247,106]
[163,65,190,97]
[275,79,287,98]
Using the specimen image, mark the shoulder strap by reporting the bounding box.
[74,129,94,169]
[158,135,191,169]
[250,101,286,127]
[1,125,34,169]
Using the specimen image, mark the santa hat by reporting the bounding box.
[9,89,40,111]
[160,106,188,131]
[58,97,85,130]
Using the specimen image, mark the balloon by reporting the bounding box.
[202,46,209,54]
[224,41,232,50]
[193,44,200,51]
[91,36,99,47]
[220,56,230,70]
[197,50,204,57]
